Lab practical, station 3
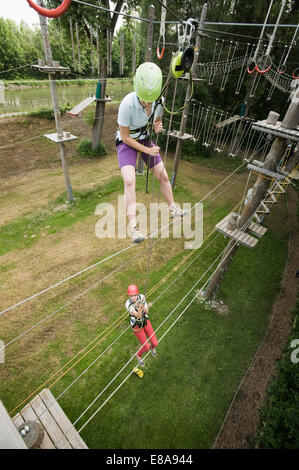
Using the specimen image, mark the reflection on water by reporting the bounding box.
[0,81,133,114]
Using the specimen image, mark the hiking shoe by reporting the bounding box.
[137,355,145,367]
[131,226,145,243]
[150,347,157,358]
[170,206,189,218]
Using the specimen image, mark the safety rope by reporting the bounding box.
[157,0,167,59]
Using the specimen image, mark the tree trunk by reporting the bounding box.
[92,57,107,149]
[204,87,299,300]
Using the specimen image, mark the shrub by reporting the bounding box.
[77,138,107,158]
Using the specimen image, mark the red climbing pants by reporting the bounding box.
[133,320,158,358]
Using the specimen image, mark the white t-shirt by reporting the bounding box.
[116,92,163,141]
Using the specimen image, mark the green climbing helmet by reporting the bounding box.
[134,62,163,102]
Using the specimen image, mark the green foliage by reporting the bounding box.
[27,103,71,119]
[254,299,299,449]
[77,137,107,158]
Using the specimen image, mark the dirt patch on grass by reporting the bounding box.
[213,185,299,448]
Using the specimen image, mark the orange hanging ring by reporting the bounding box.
[157,36,165,60]
[256,55,272,74]
[26,0,71,18]
[247,58,257,75]
[292,68,299,79]
[277,64,286,75]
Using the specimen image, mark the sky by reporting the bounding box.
[0,1,122,29]
[0,0,41,27]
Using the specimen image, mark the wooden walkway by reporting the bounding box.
[252,119,299,142]
[12,388,88,449]
[215,213,264,249]
[0,401,27,449]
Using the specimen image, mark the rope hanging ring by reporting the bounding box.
[158,0,166,59]
[292,68,299,79]
[26,0,71,18]
[277,64,286,75]
[256,54,272,74]
[247,57,257,74]
[157,35,165,60]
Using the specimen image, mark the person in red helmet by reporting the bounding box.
[126,284,158,367]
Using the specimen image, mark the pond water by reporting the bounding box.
[0,80,133,115]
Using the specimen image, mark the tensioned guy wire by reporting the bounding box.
[0,154,251,317]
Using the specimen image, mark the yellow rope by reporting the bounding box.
[9,200,245,416]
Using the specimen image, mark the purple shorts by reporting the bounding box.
[117,140,162,170]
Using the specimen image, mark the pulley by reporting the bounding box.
[171,47,194,78]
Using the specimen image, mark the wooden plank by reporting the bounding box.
[215,115,241,129]
[12,413,25,428]
[19,403,54,449]
[30,395,71,449]
[252,121,299,142]
[68,96,95,116]
[215,213,231,230]
[247,164,285,181]
[235,231,248,243]
[215,212,259,248]
[39,389,88,449]
[248,222,267,237]
[167,130,194,140]
[0,401,27,449]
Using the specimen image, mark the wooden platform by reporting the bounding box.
[31,64,70,74]
[252,119,299,142]
[12,389,88,449]
[0,401,27,449]
[215,213,260,249]
[215,115,241,129]
[44,132,78,143]
[248,221,267,238]
[67,96,96,116]
[165,130,194,140]
[247,163,285,181]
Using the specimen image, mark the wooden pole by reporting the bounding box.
[171,3,208,187]
[204,87,299,300]
[37,1,74,203]
[69,18,76,71]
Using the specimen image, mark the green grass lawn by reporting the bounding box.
[0,158,290,449]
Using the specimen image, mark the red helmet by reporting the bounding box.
[127,284,139,296]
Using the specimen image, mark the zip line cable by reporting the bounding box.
[7,147,271,419]
[10,229,221,418]
[2,165,246,367]
[0,153,250,317]
[3,158,248,359]
[2,239,160,352]
[59,237,242,449]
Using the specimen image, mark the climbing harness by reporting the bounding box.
[128,298,148,333]
[27,0,71,18]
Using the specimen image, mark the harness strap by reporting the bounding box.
[116,98,163,146]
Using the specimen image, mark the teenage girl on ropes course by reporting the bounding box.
[116,62,188,244]
[126,284,158,367]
